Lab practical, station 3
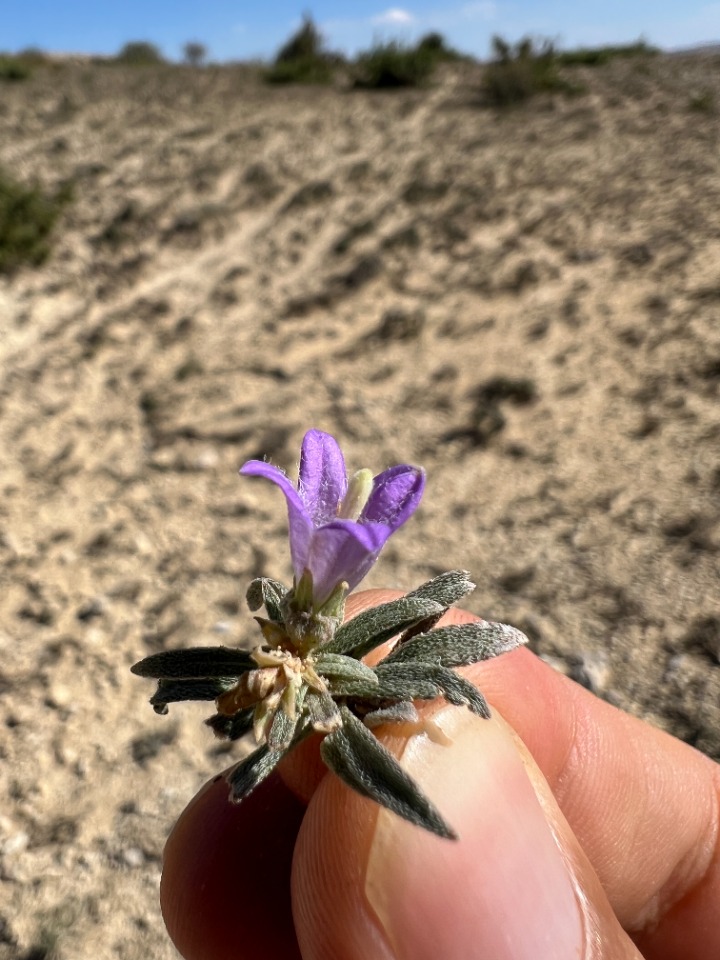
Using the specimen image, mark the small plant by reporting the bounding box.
[556,40,659,67]
[0,168,71,273]
[416,31,463,62]
[481,35,572,106]
[183,41,208,67]
[16,46,50,67]
[264,15,335,84]
[0,54,32,81]
[688,90,715,114]
[116,41,165,65]
[132,429,528,838]
[352,40,437,89]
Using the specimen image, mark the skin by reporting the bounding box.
[160,591,720,960]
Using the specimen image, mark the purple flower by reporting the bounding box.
[240,430,425,606]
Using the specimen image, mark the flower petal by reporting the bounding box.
[306,520,390,604]
[240,460,312,579]
[361,465,425,530]
[298,430,348,526]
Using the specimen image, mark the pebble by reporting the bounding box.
[568,653,612,695]
[122,846,145,868]
[2,831,29,856]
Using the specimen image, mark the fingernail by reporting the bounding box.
[365,707,586,960]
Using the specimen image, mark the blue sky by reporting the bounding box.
[4,1,719,61]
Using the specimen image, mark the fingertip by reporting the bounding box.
[161,771,305,960]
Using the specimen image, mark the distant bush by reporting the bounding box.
[688,90,715,114]
[0,169,71,273]
[481,35,574,106]
[352,40,437,89]
[264,15,336,84]
[556,40,659,67]
[116,41,165,65]
[264,57,334,84]
[17,47,51,67]
[0,55,32,81]
[183,41,207,66]
[277,15,324,62]
[416,31,463,62]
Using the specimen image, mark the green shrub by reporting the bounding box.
[16,47,50,66]
[183,42,208,66]
[352,41,436,89]
[481,35,572,106]
[116,41,165,65]
[688,90,715,113]
[277,15,324,62]
[0,55,32,81]
[416,31,463,62]
[264,15,336,84]
[265,56,334,84]
[0,169,71,273]
[556,40,659,67]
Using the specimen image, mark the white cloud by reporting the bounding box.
[371,8,416,26]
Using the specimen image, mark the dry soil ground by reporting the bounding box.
[0,54,719,958]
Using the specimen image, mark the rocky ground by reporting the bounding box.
[1,53,719,958]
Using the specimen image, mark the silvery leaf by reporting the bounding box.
[267,686,307,752]
[245,577,287,622]
[384,621,528,668]
[149,677,237,714]
[324,596,443,659]
[320,706,455,839]
[131,646,255,679]
[376,663,490,719]
[363,701,420,728]
[205,708,255,740]
[306,690,343,732]
[329,671,439,702]
[406,570,476,608]
[314,653,379,685]
[226,744,284,802]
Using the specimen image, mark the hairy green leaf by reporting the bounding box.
[149,677,236,713]
[267,686,307,752]
[226,744,284,802]
[321,707,456,839]
[314,653,379,685]
[306,690,343,732]
[406,570,476,608]
[324,596,443,659]
[363,701,419,728]
[205,708,254,741]
[376,663,490,718]
[245,577,287,621]
[131,646,255,679]
[330,662,489,717]
[384,621,528,668]
[329,671,439,702]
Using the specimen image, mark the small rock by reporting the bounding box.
[568,653,612,695]
[195,448,219,470]
[2,831,29,856]
[122,846,145,868]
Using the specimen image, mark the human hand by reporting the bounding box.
[160,590,720,960]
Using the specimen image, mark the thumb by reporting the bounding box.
[292,704,642,960]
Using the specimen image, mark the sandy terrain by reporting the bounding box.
[1,54,719,957]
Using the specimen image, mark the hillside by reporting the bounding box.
[1,53,719,958]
